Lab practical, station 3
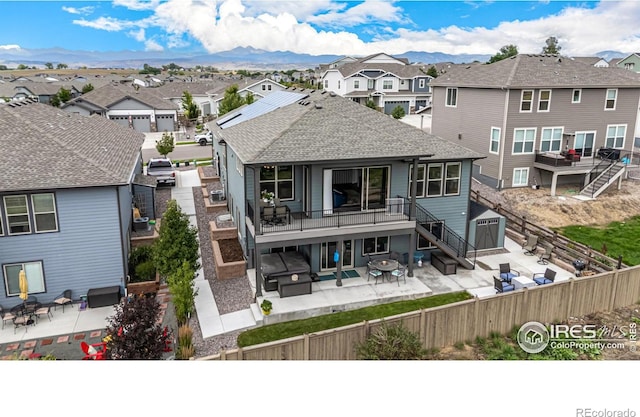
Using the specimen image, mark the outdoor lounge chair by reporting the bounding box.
[494,276,515,293]
[523,235,538,256]
[537,244,553,265]
[533,268,556,285]
[499,263,520,283]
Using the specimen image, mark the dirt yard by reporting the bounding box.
[472,176,640,228]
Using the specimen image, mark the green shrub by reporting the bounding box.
[355,322,427,360]
[133,260,156,283]
[128,246,155,282]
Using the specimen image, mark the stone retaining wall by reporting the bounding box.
[212,240,246,280]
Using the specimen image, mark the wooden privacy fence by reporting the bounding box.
[199,266,640,360]
[470,189,624,272]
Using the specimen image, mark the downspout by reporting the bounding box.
[497,87,510,190]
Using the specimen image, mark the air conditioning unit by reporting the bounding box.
[210,190,225,202]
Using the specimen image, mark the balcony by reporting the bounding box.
[248,200,410,235]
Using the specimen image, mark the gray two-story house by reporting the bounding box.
[211,90,484,296]
[430,54,640,196]
[0,100,145,306]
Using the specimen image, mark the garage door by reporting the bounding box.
[109,115,129,128]
[384,100,409,115]
[156,115,174,132]
[132,115,151,132]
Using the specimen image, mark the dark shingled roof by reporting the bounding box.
[63,83,178,110]
[216,91,484,165]
[1,100,144,192]
[430,54,640,89]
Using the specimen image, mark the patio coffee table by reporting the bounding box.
[512,276,536,289]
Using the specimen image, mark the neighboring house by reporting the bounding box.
[430,54,640,195]
[211,90,484,296]
[10,81,81,104]
[211,78,286,116]
[616,53,640,73]
[154,79,233,118]
[572,56,609,67]
[60,84,179,132]
[320,52,433,115]
[0,100,146,306]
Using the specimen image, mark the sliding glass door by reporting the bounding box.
[321,240,354,271]
[328,166,389,212]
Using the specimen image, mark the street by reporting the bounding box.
[141,131,214,162]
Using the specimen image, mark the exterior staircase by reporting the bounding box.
[580,160,626,199]
[409,201,476,269]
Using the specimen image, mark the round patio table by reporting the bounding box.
[371,259,398,282]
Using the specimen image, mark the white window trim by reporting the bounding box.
[0,208,3,236]
[353,80,359,89]
[426,163,444,197]
[31,193,58,233]
[444,162,461,196]
[408,165,426,198]
[362,236,390,256]
[540,127,563,153]
[605,88,617,111]
[419,79,425,88]
[3,261,45,297]
[445,87,457,108]
[605,124,627,149]
[3,195,31,235]
[382,80,393,90]
[490,127,500,155]
[520,90,533,113]
[572,89,581,104]
[537,89,551,112]
[512,168,529,187]
[512,128,537,155]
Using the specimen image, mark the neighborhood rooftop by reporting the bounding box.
[0,99,144,191]
[430,54,640,89]
[214,89,485,164]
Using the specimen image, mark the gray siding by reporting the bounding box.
[225,147,247,249]
[118,184,132,276]
[412,77,431,93]
[0,187,125,305]
[110,98,153,111]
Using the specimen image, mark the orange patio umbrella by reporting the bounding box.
[18,269,28,302]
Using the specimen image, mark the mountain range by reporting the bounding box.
[0,46,627,70]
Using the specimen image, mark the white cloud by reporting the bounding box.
[0,45,21,50]
[62,6,95,15]
[145,39,164,51]
[308,0,407,27]
[73,17,130,32]
[113,0,162,11]
[129,28,146,42]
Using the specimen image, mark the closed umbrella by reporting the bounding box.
[18,269,28,302]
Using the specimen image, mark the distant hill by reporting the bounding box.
[0,46,628,71]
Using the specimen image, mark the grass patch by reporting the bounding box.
[554,215,640,266]
[176,141,197,146]
[237,291,472,347]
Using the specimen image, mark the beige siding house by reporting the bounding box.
[430,54,640,194]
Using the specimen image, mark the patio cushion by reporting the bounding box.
[533,277,553,285]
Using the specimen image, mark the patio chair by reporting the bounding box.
[54,290,73,312]
[391,263,406,286]
[366,262,383,284]
[0,305,16,330]
[34,305,52,323]
[533,268,556,285]
[523,235,538,256]
[262,207,275,226]
[494,276,515,293]
[273,206,288,225]
[537,244,553,265]
[499,263,520,283]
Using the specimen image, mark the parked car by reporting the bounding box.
[146,157,176,186]
[195,130,213,146]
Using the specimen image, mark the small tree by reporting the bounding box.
[542,36,562,54]
[391,105,405,119]
[488,44,518,64]
[426,65,438,78]
[57,87,71,103]
[245,91,255,105]
[45,62,53,70]
[82,83,94,94]
[168,260,198,325]
[218,84,245,115]
[355,322,428,360]
[155,131,175,158]
[104,295,170,360]
[50,95,61,107]
[365,99,377,110]
[181,91,200,125]
[153,199,200,278]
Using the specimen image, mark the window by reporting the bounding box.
[606,125,626,148]
[4,195,30,235]
[337,81,340,89]
[512,168,529,187]
[490,127,500,154]
[268,84,272,91]
[427,164,443,197]
[367,79,374,89]
[262,85,266,91]
[520,90,533,112]
[409,163,460,198]
[353,80,359,89]
[538,90,551,111]
[419,79,426,88]
[417,222,444,249]
[408,165,426,197]
[0,211,3,235]
[324,80,328,88]
[3,261,46,297]
[446,87,457,107]
[624,62,635,70]
[572,89,581,103]
[260,165,294,200]
[513,128,536,154]
[32,193,58,232]
[605,89,617,110]
[362,236,389,255]
[383,80,393,90]
[444,163,461,196]
[540,127,563,152]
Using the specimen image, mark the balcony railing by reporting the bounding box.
[249,201,410,235]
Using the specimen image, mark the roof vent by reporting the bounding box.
[321,91,327,94]
[329,92,336,97]
[314,102,323,109]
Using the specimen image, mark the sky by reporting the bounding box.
[1,0,639,57]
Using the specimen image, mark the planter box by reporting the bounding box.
[198,166,219,183]
[209,221,237,241]
[212,240,246,280]
[127,271,161,295]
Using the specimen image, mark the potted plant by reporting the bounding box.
[261,190,275,204]
[260,299,272,315]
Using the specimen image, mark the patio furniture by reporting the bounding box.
[261,252,311,292]
[533,268,556,285]
[0,305,16,330]
[499,263,520,283]
[54,290,73,312]
[522,235,538,256]
[431,250,457,275]
[390,264,406,286]
[262,206,275,226]
[366,262,383,284]
[537,244,553,265]
[273,205,288,225]
[512,276,536,289]
[34,305,52,323]
[494,276,515,293]
[87,286,121,308]
[371,259,398,282]
[81,341,107,360]
[277,273,312,298]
